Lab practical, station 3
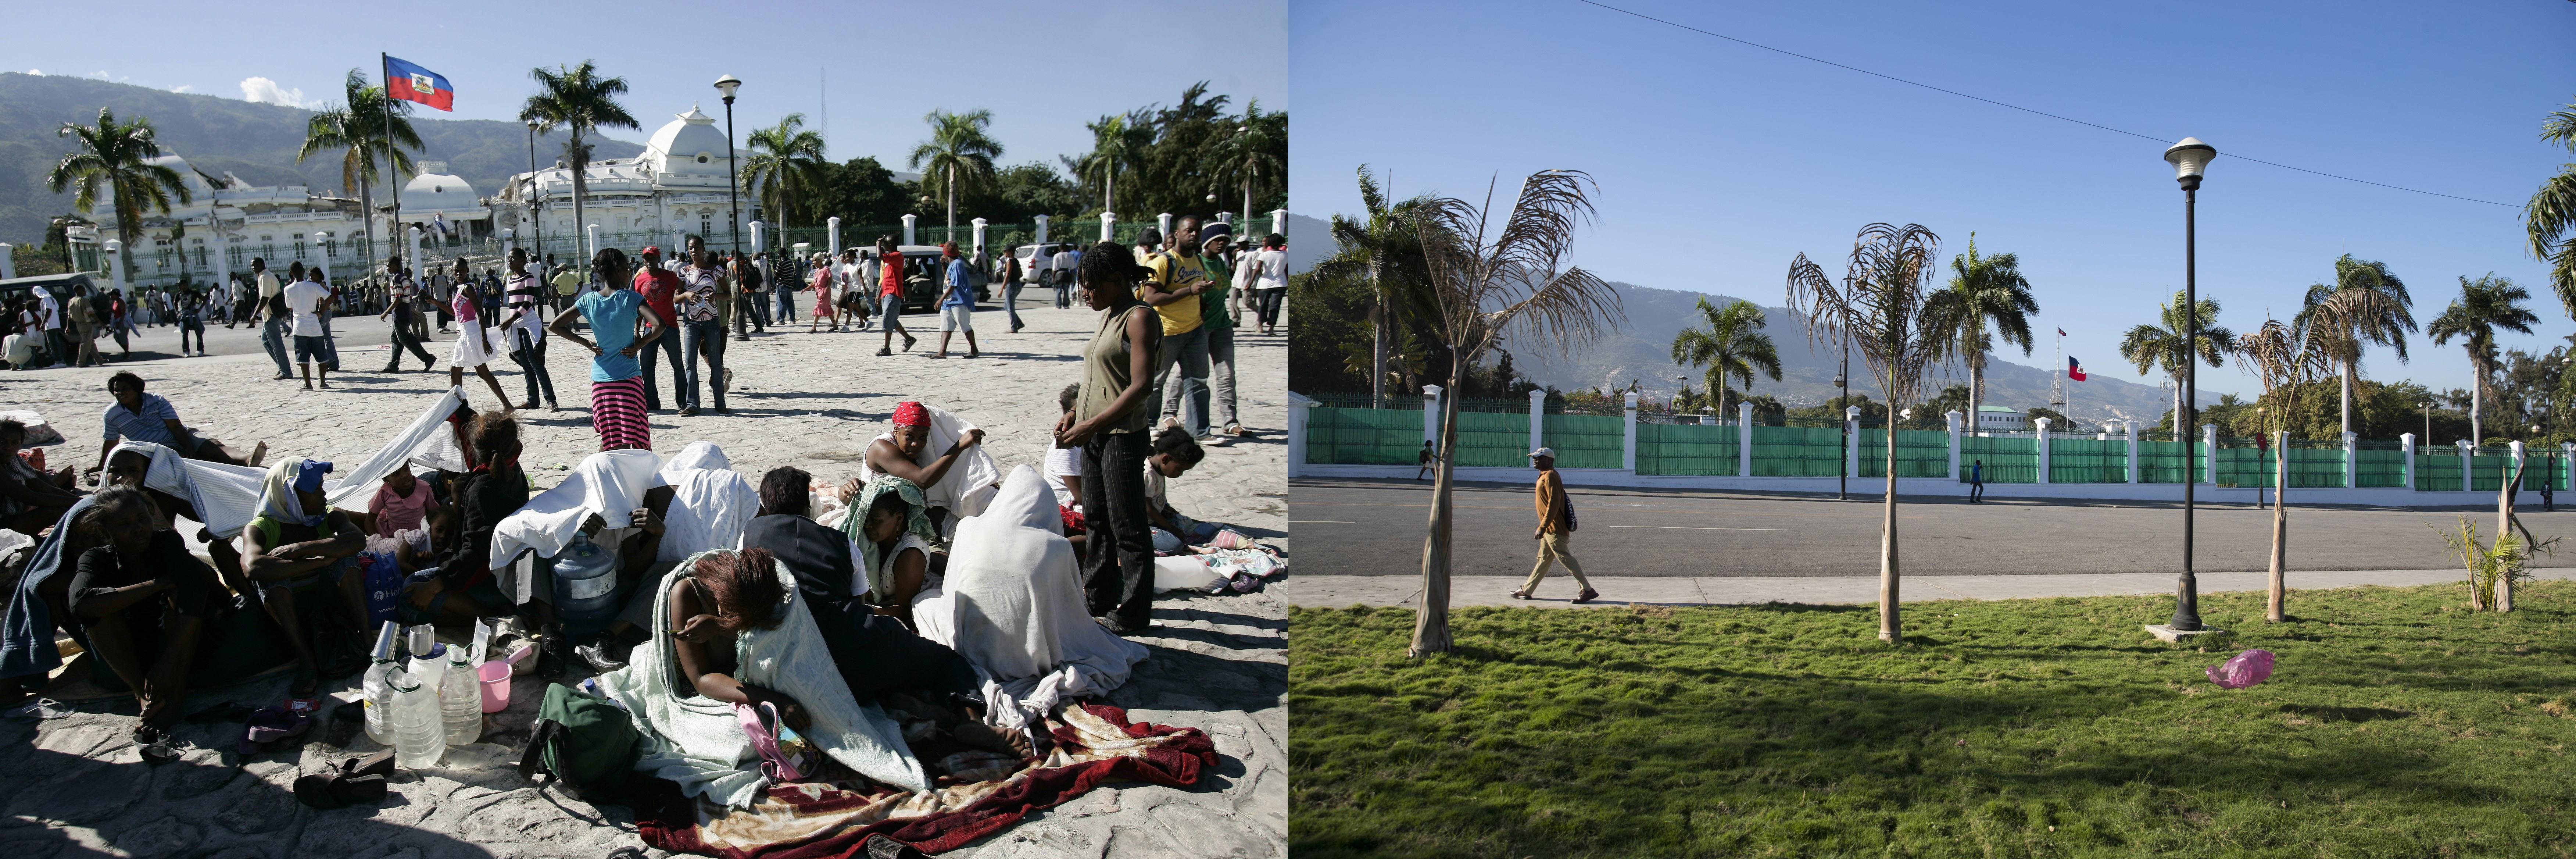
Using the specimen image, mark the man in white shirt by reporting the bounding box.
[30,284,66,368]
[837,249,870,331]
[282,268,333,389]
[249,257,294,379]
[1252,233,1289,335]
[1049,244,1079,309]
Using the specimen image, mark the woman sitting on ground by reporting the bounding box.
[422,413,526,628]
[62,485,219,744]
[97,445,252,596]
[842,476,944,632]
[746,467,984,706]
[241,458,369,697]
[858,401,990,533]
[0,419,82,535]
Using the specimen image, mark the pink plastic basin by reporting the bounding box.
[479,661,514,713]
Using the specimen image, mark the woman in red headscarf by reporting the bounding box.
[859,402,985,523]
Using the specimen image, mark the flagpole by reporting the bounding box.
[383,53,400,274]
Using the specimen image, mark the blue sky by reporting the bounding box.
[15,0,1284,176]
[1290,0,2576,397]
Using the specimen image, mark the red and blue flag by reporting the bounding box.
[384,56,453,111]
[2068,356,2087,382]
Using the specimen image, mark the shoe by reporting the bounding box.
[518,400,538,410]
[677,407,700,417]
[1508,589,1532,600]
[1099,616,1147,636]
[574,642,628,673]
[536,630,569,679]
[1573,588,1599,604]
[549,403,562,413]
[876,348,893,357]
[901,334,918,352]
[247,442,268,468]
[273,373,293,380]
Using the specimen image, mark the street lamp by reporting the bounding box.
[714,75,744,263]
[524,118,543,275]
[2163,136,2216,634]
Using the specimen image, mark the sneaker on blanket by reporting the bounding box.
[575,642,628,673]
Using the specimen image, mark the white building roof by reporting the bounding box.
[640,105,733,188]
[397,167,487,219]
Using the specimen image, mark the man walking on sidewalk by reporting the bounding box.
[1969,459,1986,503]
[1509,448,1596,603]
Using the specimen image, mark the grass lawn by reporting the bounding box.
[1289,581,2576,858]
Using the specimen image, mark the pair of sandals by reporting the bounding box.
[294,749,393,809]
[1506,587,1599,604]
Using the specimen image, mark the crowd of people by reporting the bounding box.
[0,238,1276,790]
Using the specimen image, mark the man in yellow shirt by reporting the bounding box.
[1139,216,1215,438]
[1510,448,1597,603]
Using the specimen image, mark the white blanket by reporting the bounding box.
[103,389,462,540]
[597,553,929,807]
[857,405,1001,528]
[487,448,668,570]
[656,467,759,567]
[915,466,1147,730]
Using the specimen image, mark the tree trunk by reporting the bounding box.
[1369,261,1387,409]
[1410,364,1464,657]
[357,167,377,281]
[571,130,588,274]
[2268,434,2287,622]
[1880,426,1902,643]
[2173,377,2184,439]
[947,165,957,236]
[2341,361,2355,437]
[1969,353,1984,432]
[2498,459,2521,612]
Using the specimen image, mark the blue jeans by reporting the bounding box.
[260,316,291,375]
[509,328,556,406]
[637,325,687,410]
[681,319,724,410]
[1003,281,1024,330]
[1153,326,1212,437]
[774,288,798,323]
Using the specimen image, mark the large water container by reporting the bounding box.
[389,667,447,769]
[441,648,482,746]
[552,533,620,623]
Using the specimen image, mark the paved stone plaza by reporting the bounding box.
[0,302,1288,858]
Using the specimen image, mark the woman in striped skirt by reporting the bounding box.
[549,247,664,451]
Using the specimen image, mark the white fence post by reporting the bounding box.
[1421,385,1443,453]
[2400,432,2416,490]
[1271,208,1290,240]
[1528,389,1547,459]
[1844,406,1861,480]
[2035,418,2053,484]
[0,243,13,280]
[1033,214,1050,245]
[1286,393,1313,477]
[2125,420,2141,484]
[901,214,917,246]
[1739,402,1755,478]
[2343,431,2358,488]
[2459,440,2475,492]
[1157,213,1173,243]
[2202,424,2219,487]
[2513,441,2527,502]
[1099,212,1115,243]
[1623,392,1640,474]
[827,217,841,257]
[1945,409,1963,480]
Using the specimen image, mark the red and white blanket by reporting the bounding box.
[638,701,1215,857]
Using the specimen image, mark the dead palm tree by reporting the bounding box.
[909,109,1003,238]
[2294,254,2415,437]
[1669,297,1782,416]
[1309,166,1434,408]
[2428,274,2540,445]
[1786,223,1944,644]
[743,113,829,239]
[2236,318,2330,622]
[49,108,191,280]
[2529,96,2576,318]
[298,70,418,278]
[1921,233,2038,419]
[2119,293,2235,434]
[1406,170,1622,657]
[519,61,637,267]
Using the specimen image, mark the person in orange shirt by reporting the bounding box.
[1509,447,1596,603]
[875,236,918,356]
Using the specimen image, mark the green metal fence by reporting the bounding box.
[1960,435,2039,483]
[1447,410,1533,468]
[1750,425,1848,477]
[2415,450,2463,492]
[2136,438,2203,484]
[1636,423,1740,476]
[1858,430,1953,478]
[2535,452,2572,491]
[1305,407,1421,466]
[2049,437,2128,484]
[2472,451,2515,492]
[2355,442,2407,488]
[1543,414,1626,470]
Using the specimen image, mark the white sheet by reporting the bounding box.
[321,388,467,509]
[857,404,1001,527]
[102,390,463,540]
[915,466,1147,730]
[486,448,668,569]
[655,466,758,566]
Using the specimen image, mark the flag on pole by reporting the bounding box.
[383,56,454,111]
[2068,357,2087,382]
[2057,328,2067,337]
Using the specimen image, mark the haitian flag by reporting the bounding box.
[384,56,453,111]
[2068,356,2087,382]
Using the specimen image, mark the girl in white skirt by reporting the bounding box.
[445,258,513,410]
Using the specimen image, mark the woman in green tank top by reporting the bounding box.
[1055,243,1173,635]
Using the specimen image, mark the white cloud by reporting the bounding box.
[24,69,39,76]
[170,85,194,94]
[239,76,308,108]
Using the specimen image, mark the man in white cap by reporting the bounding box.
[1509,447,1596,603]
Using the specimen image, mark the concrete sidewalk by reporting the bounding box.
[1273,568,2576,609]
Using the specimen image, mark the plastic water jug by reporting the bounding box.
[389,667,447,769]
[440,648,482,746]
[552,532,619,622]
[361,622,400,746]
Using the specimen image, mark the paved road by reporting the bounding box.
[1291,477,2576,577]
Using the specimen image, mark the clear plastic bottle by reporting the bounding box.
[362,655,398,746]
[389,667,447,769]
[440,648,482,746]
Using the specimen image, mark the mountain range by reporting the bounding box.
[1282,212,2212,427]
[0,72,645,243]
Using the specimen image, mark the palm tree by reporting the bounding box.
[1070,111,1148,217]
[909,109,1003,237]
[2236,318,2329,623]
[1786,223,1944,644]
[1309,167,1434,409]
[298,70,419,278]
[2528,96,2576,318]
[2293,255,2415,437]
[1921,233,2039,421]
[2119,292,2234,434]
[1669,297,1782,417]
[49,108,191,281]
[1406,170,1622,656]
[2428,274,2540,445]
[519,61,637,268]
[1211,100,1285,228]
[742,113,829,239]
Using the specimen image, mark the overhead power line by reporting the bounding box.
[1576,0,2522,208]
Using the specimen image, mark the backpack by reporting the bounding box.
[519,682,644,799]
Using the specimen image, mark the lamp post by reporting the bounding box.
[2422,402,2433,447]
[715,75,744,263]
[2164,136,2217,634]
[1835,342,1849,502]
[524,118,543,274]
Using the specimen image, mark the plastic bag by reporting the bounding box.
[2206,649,2275,689]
